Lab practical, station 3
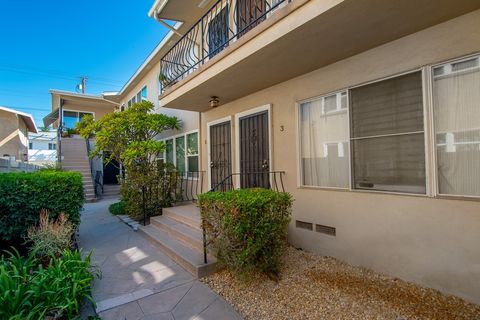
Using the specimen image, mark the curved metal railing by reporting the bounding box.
[160,0,291,90]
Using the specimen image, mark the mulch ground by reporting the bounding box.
[201,246,480,320]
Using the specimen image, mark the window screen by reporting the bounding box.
[350,71,426,193]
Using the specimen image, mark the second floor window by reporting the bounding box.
[63,111,93,130]
[48,143,56,150]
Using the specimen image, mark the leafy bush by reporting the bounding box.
[27,209,74,260]
[0,170,84,242]
[120,162,183,220]
[109,200,126,215]
[78,101,181,221]
[0,248,98,319]
[199,189,293,279]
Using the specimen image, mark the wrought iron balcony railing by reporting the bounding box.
[159,0,291,90]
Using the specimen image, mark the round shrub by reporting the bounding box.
[199,188,293,279]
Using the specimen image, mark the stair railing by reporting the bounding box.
[85,139,98,199]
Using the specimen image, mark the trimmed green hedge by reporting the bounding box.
[0,170,84,242]
[109,200,126,216]
[199,189,293,279]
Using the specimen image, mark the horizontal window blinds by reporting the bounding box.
[350,71,426,193]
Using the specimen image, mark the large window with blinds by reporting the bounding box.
[433,55,480,197]
[299,54,480,198]
[350,71,426,194]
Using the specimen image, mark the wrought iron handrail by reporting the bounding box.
[85,139,98,198]
[94,170,104,197]
[141,171,206,226]
[210,171,285,192]
[202,170,286,263]
[160,0,291,90]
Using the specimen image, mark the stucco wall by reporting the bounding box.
[120,60,200,137]
[0,110,28,161]
[199,10,480,304]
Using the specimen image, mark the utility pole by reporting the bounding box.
[77,76,87,94]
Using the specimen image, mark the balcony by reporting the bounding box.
[159,0,291,90]
[159,0,480,112]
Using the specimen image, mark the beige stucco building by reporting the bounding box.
[0,106,37,162]
[148,0,480,305]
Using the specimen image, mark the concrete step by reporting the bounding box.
[139,224,216,278]
[162,205,201,231]
[151,215,203,251]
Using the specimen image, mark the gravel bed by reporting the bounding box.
[201,246,480,320]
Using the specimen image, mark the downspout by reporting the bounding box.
[154,12,183,37]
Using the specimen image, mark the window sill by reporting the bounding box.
[297,185,480,202]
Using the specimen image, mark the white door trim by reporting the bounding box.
[206,116,233,190]
[234,104,272,189]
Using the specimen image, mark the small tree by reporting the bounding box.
[78,101,181,220]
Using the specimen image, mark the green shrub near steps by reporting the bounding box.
[109,200,126,215]
[0,170,85,242]
[199,188,293,279]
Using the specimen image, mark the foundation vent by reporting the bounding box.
[295,220,313,231]
[315,224,336,236]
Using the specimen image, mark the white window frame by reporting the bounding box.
[296,52,480,201]
[296,90,351,190]
[159,129,200,178]
[429,52,480,200]
[297,69,430,197]
[62,109,95,129]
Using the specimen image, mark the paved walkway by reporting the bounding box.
[78,199,242,320]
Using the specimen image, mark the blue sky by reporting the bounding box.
[0,0,169,127]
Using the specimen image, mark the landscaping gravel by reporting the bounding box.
[201,246,480,320]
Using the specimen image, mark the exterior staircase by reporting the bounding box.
[102,184,121,199]
[139,204,217,278]
[60,138,96,202]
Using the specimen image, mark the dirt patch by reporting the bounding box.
[201,247,480,320]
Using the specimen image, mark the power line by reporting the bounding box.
[0,65,123,87]
[0,62,125,84]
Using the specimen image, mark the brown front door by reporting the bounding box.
[210,121,232,189]
[239,110,270,188]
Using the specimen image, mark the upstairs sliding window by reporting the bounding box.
[350,71,426,194]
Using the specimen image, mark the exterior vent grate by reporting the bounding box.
[296,220,313,231]
[315,224,336,236]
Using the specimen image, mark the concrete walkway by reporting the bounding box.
[78,199,242,320]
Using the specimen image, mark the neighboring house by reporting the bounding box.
[43,90,119,202]
[147,0,480,305]
[0,106,37,162]
[28,131,57,166]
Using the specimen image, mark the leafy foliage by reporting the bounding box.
[0,170,84,242]
[78,101,181,219]
[199,189,293,279]
[108,200,126,216]
[27,210,74,260]
[0,248,98,320]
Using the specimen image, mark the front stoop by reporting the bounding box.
[138,204,217,278]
